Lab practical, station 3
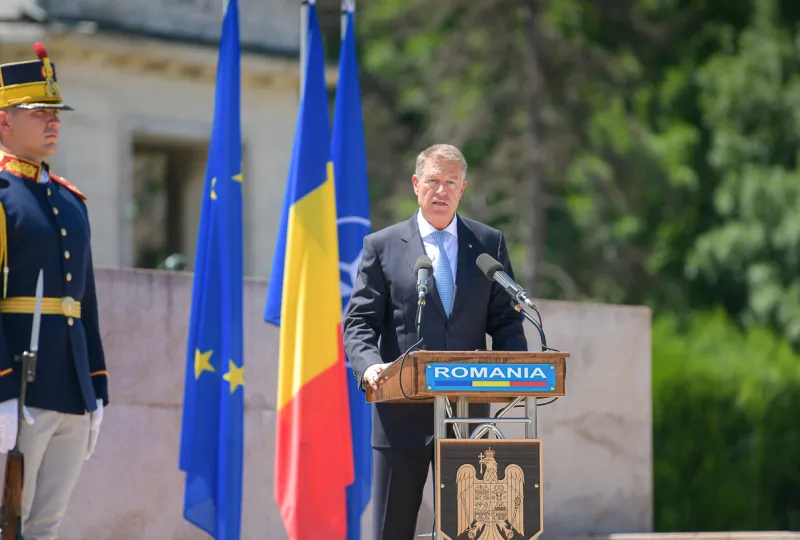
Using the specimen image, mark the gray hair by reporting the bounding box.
[415,143,468,179]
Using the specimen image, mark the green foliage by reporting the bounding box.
[653,309,800,530]
[687,0,800,342]
[540,0,746,313]
[535,0,800,343]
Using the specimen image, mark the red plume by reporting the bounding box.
[33,42,48,60]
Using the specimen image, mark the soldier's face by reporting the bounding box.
[0,108,61,162]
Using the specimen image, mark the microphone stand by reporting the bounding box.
[512,301,547,351]
[416,296,425,344]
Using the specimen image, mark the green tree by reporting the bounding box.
[687,0,800,341]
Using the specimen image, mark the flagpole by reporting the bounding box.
[341,0,354,39]
[300,0,310,93]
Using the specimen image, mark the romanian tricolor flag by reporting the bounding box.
[264,1,354,538]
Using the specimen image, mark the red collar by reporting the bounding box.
[0,152,44,182]
[0,151,86,200]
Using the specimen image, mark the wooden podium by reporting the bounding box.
[367,349,569,539]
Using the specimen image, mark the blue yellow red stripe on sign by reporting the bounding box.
[455,380,548,387]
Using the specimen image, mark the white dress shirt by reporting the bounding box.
[417,210,458,279]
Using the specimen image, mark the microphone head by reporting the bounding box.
[414,254,433,273]
[476,253,504,281]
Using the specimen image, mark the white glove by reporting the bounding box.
[0,399,34,453]
[85,399,103,460]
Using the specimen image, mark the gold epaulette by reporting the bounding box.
[0,201,7,298]
[50,174,87,200]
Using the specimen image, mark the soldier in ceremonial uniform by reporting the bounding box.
[0,43,108,539]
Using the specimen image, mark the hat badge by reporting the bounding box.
[33,42,59,98]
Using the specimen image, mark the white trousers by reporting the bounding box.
[0,407,90,540]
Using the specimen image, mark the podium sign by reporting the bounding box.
[425,363,559,393]
[436,440,543,540]
[366,351,567,403]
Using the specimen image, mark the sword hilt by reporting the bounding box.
[23,351,35,384]
[14,351,36,384]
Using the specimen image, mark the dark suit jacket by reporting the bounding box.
[343,212,527,449]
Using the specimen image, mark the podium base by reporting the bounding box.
[431,395,542,539]
[435,439,543,540]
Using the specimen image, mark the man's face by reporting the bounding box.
[412,157,466,228]
[0,108,61,161]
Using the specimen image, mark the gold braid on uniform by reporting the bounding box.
[0,201,7,298]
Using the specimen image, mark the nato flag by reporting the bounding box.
[332,8,373,540]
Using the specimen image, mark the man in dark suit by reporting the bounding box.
[343,143,528,540]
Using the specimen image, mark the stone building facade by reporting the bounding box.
[0,0,336,278]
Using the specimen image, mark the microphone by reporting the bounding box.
[413,255,432,345]
[476,253,538,311]
[414,255,433,304]
[476,252,548,349]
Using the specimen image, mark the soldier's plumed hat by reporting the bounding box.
[0,42,73,110]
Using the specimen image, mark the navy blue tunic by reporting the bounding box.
[0,152,108,415]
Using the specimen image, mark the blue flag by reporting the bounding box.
[332,9,373,539]
[178,1,245,538]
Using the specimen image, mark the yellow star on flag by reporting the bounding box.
[232,172,243,183]
[194,349,214,379]
[223,359,245,393]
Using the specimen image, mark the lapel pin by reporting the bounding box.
[468,244,472,248]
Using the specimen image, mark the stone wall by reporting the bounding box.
[50,266,653,539]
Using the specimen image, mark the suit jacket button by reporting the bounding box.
[67,318,74,326]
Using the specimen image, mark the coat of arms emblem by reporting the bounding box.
[455,447,524,539]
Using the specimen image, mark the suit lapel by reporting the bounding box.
[401,214,447,319]
[451,216,479,316]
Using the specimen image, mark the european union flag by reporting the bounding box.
[178,0,245,538]
[332,8,372,540]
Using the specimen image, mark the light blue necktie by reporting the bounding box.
[432,230,454,317]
